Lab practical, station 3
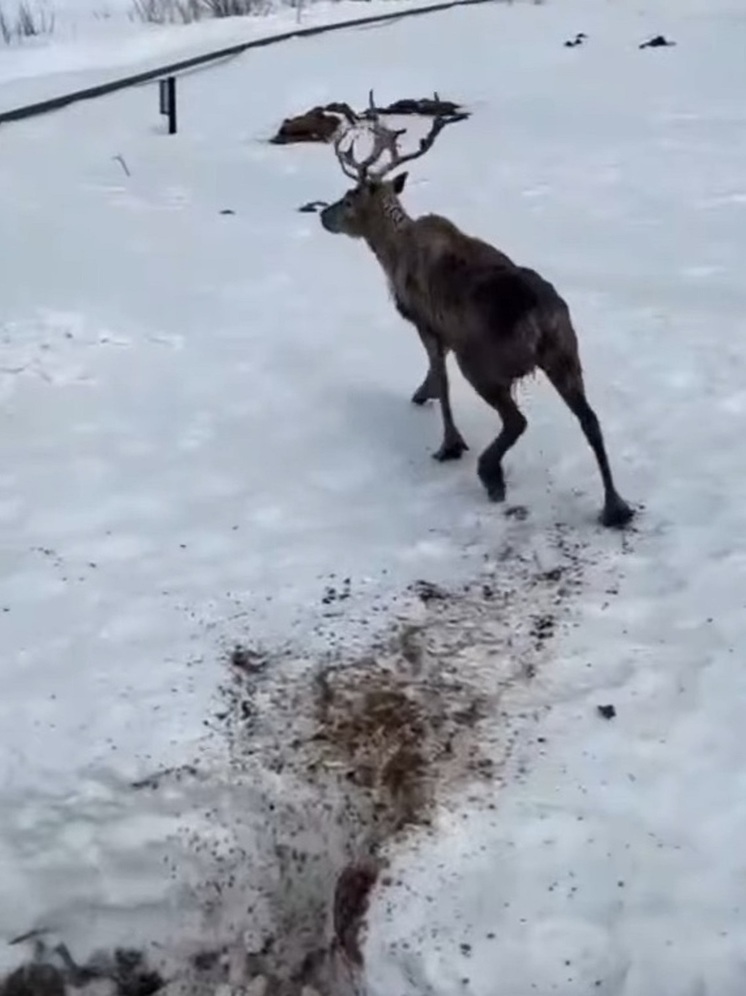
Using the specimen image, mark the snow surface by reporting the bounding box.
[0,0,441,113]
[2,0,746,992]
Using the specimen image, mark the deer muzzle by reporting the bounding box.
[319,200,344,234]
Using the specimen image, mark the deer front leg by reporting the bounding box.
[417,327,468,461]
[411,368,437,406]
[408,318,439,404]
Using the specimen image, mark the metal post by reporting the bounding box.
[167,75,176,134]
[158,76,177,134]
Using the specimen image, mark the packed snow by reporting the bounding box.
[2,0,746,993]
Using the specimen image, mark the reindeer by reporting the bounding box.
[318,97,634,528]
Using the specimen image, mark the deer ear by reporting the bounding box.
[392,171,408,194]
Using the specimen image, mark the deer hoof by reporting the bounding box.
[484,482,506,502]
[600,496,635,528]
[411,385,435,405]
[477,461,505,501]
[432,437,468,462]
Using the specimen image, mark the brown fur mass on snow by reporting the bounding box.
[269,94,468,145]
[269,103,356,144]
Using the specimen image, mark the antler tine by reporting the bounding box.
[366,88,379,122]
[356,122,405,176]
[334,116,406,183]
[333,88,457,183]
[332,122,363,181]
[332,124,388,182]
[374,110,469,178]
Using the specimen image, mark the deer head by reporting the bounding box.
[319,90,466,239]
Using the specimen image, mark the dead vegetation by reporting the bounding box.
[130,0,281,26]
[0,1,55,44]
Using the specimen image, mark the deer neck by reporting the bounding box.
[364,198,412,274]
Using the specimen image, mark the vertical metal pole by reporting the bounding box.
[167,75,177,135]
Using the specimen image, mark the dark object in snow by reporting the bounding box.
[564,32,587,48]
[597,704,617,720]
[318,92,635,528]
[530,613,556,646]
[2,964,66,996]
[366,93,468,119]
[409,579,449,603]
[229,644,266,673]
[322,577,352,605]
[333,861,379,965]
[271,93,468,146]
[298,200,329,213]
[219,208,235,215]
[111,949,164,996]
[113,154,131,177]
[639,34,676,48]
[1,943,163,996]
[269,102,356,144]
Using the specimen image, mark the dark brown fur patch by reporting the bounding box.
[433,253,540,334]
[472,270,540,334]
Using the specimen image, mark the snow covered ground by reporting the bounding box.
[2,0,746,992]
[0,0,441,114]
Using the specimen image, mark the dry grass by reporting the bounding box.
[0,0,55,43]
[129,0,307,25]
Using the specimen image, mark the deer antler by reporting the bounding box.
[372,108,469,179]
[332,88,467,184]
[332,90,405,183]
[332,123,363,181]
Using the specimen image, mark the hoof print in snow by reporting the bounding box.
[639,34,676,48]
[504,504,529,521]
[597,703,617,720]
[564,32,587,47]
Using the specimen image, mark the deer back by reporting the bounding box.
[389,215,533,351]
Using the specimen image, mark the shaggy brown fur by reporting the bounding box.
[319,120,634,527]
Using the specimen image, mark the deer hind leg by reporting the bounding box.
[471,384,528,502]
[540,351,634,528]
[417,326,468,461]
